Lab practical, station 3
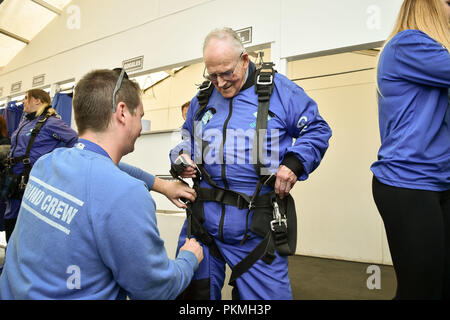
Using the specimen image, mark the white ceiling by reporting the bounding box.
[0,0,73,69]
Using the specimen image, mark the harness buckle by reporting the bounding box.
[19,175,27,191]
[236,194,246,210]
[270,201,287,231]
[256,74,273,86]
[215,189,225,202]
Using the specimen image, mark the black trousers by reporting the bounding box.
[372,176,450,299]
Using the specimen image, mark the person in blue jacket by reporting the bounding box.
[371,0,450,299]
[170,27,332,300]
[0,69,203,299]
[3,89,78,243]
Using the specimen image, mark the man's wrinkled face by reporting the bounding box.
[203,38,249,99]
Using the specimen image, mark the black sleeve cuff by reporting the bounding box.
[281,152,304,178]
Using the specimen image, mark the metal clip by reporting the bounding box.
[256,74,273,86]
[19,175,27,190]
[270,201,287,231]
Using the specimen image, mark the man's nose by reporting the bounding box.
[217,76,227,88]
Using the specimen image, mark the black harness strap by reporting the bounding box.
[197,187,273,210]
[228,63,293,286]
[195,81,214,120]
[240,62,276,243]
[229,231,275,285]
[22,112,54,177]
[189,207,224,260]
[6,110,55,192]
[253,63,275,174]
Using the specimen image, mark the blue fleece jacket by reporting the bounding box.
[0,141,198,299]
[371,30,450,191]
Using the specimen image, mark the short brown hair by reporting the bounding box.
[73,69,141,135]
[181,101,190,112]
[27,89,51,106]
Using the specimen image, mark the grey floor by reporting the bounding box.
[288,255,396,300]
[1,245,396,300]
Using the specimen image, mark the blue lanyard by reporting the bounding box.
[75,138,111,160]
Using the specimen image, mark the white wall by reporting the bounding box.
[0,0,403,97]
[280,0,401,59]
[288,52,391,265]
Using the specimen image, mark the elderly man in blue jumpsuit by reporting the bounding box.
[170,27,332,300]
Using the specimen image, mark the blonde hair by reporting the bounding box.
[389,0,449,49]
[376,0,450,91]
[35,104,58,118]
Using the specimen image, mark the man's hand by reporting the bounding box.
[274,165,298,199]
[179,238,204,264]
[176,154,198,179]
[152,178,196,209]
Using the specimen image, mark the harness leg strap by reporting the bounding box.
[228,231,275,286]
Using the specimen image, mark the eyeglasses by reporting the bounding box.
[112,68,129,113]
[203,51,244,83]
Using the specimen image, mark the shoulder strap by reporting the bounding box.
[22,111,55,174]
[253,62,276,178]
[234,62,277,244]
[244,62,277,211]
[190,80,214,159]
[195,80,214,118]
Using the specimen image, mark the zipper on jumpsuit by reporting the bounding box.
[219,98,233,242]
[10,120,30,158]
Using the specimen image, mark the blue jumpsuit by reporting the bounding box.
[170,63,332,300]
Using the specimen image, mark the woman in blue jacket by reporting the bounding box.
[3,89,78,242]
[371,0,450,299]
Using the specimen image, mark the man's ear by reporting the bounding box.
[114,102,127,125]
[242,52,250,68]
